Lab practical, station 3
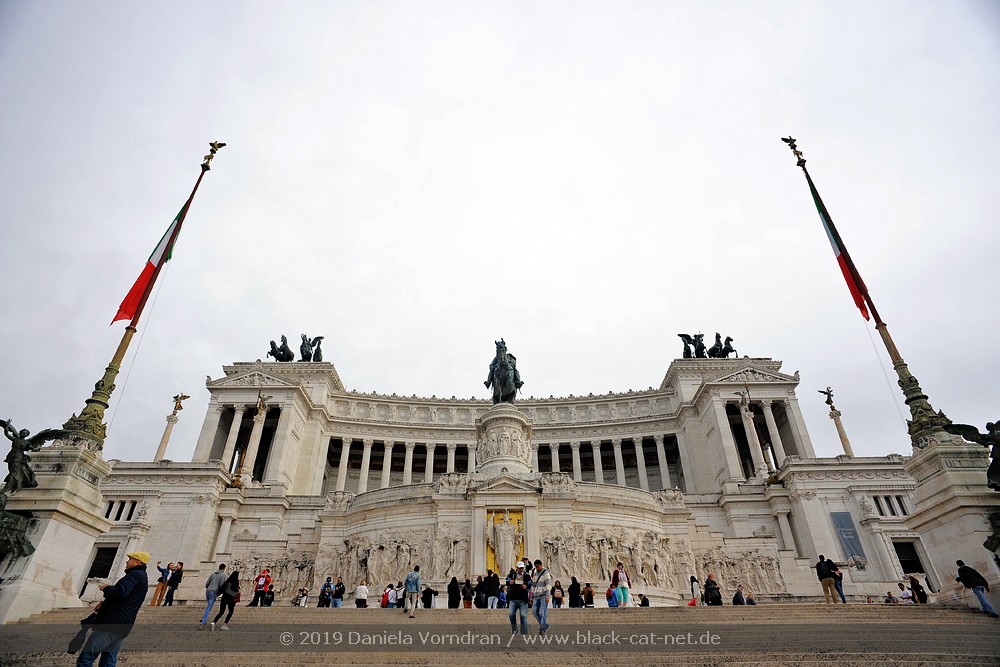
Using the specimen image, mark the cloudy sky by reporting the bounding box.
[1,1,997,464]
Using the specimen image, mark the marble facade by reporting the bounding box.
[73,356,985,606]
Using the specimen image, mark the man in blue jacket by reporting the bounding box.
[76,550,150,667]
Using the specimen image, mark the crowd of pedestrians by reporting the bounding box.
[73,543,999,667]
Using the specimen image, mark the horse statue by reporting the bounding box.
[484,339,524,405]
[720,336,736,358]
[707,333,724,358]
[267,335,296,362]
[707,333,738,359]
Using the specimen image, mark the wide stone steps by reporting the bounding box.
[3,604,998,666]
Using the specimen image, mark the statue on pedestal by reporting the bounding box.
[487,510,523,575]
[484,339,523,405]
[943,420,1000,491]
[0,419,65,560]
[1,419,65,504]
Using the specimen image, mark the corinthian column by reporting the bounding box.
[403,441,415,485]
[570,442,582,482]
[612,439,626,486]
[633,437,649,491]
[357,438,373,493]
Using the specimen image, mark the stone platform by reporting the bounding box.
[2,603,998,666]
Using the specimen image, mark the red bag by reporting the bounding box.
[687,597,697,607]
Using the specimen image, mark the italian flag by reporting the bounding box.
[806,172,871,321]
[112,203,188,324]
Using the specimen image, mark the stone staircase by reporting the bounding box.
[2,603,998,666]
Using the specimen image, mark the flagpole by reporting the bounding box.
[781,137,951,446]
[62,143,226,448]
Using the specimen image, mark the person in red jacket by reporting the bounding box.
[248,569,272,607]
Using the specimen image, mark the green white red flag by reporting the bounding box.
[112,203,188,324]
[804,170,871,321]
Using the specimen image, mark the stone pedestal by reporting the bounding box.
[474,403,533,478]
[903,436,1000,604]
[0,444,112,623]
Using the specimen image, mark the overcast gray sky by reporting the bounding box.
[1,1,997,464]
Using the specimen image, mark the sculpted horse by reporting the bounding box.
[708,333,737,359]
[267,335,295,362]
[484,339,524,405]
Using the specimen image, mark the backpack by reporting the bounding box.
[380,590,390,608]
[607,587,618,607]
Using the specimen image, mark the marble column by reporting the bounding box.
[192,402,225,462]
[402,441,415,485]
[549,444,561,473]
[531,443,539,472]
[154,414,179,461]
[380,441,394,489]
[633,437,649,491]
[592,441,605,484]
[336,438,352,492]
[570,442,582,482]
[714,400,746,481]
[783,397,816,457]
[654,435,671,489]
[774,511,797,554]
[468,444,477,473]
[612,439,626,486]
[220,406,247,474]
[424,444,436,483]
[239,409,268,482]
[739,403,767,478]
[446,443,456,473]
[263,404,294,486]
[357,438,374,494]
[829,407,855,458]
[760,400,788,467]
[674,431,694,491]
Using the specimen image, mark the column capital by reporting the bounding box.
[611,438,622,447]
[232,404,248,414]
[570,441,581,451]
[404,441,416,450]
[165,414,179,425]
[446,442,457,452]
[760,399,774,408]
[654,434,664,445]
[362,438,374,448]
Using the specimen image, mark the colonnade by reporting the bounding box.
[334,439,467,493]
[532,435,682,492]
[725,398,806,479]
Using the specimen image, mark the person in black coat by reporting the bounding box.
[461,579,474,609]
[76,551,149,666]
[164,561,183,606]
[703,573,723,606]
[732,584,746,605]
[447,577,461,609]
[568,577,582,608]
[212,571,241,630]
[421,585,439,609]
[485,571,501,608]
